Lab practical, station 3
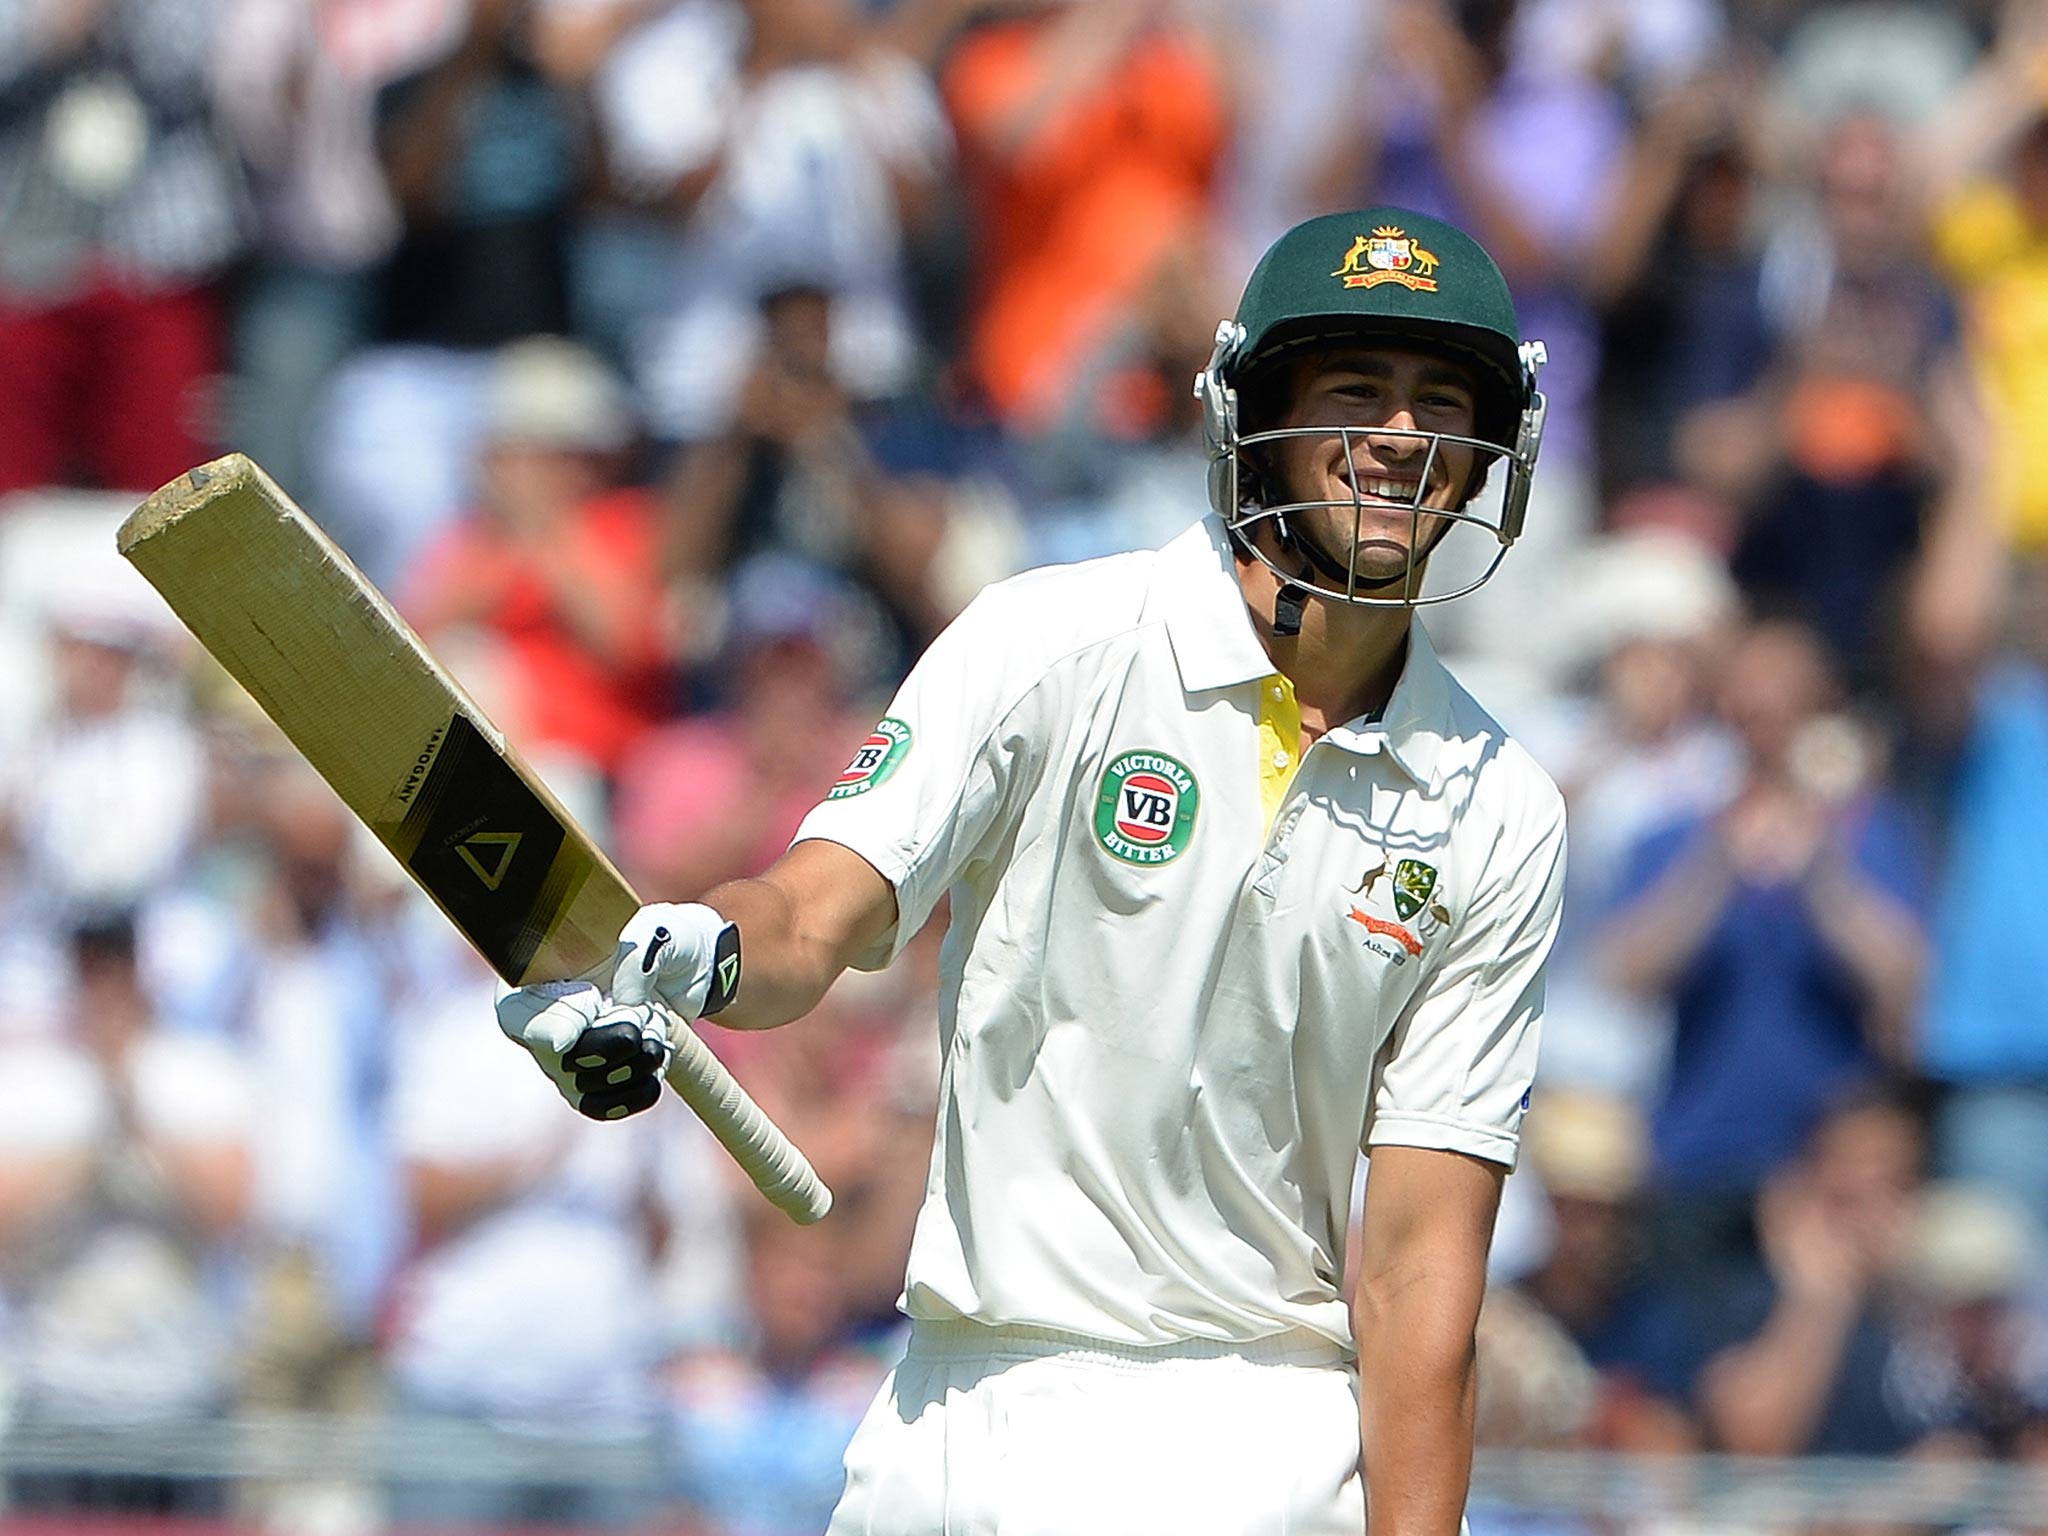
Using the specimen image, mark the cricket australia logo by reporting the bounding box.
[1094,750,1200,866]
[1346,855,1449,965]
[1332,226,1440,292]
[828,718,912,800]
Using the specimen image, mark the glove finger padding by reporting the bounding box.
[498,982,670,1120]
[565,1011,669,1120]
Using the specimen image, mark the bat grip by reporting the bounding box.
[656,1003,834,1224]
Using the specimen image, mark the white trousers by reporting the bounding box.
[826,1321,1366,1536]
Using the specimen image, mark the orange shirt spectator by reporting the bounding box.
[402,339,673,775]
[406,486,671,774]
[941,3,1226,428]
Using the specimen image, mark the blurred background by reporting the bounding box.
[3,0,2048,1531]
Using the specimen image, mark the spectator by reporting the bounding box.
[234,763,406,1432]
[311,0,589,585]
[1589,64,1775,500]
[401,335,674,779]
[1025,237,1228,566]
[0,0,243,494]
[1710,111,1960,687]
[1512,1093,1702,1452]
[939,0,1227,429]
[1596,618,1927,1272]
[0,589,206,1035]
[667,286,880,599]
[665,287,983,682]
[1687,1084,1927,1458]
[1891,1182,2048,1459]
[383,948,677,1528]
[666,1202,895,1536]
[1309,0,1629,669]
[1902,366,2048,1243]
[551,0,950,443]
[613,553,872,899]
[1923,1,2048,553]
[0,915,252,1516]
[1466,1287,1600,1536]
[1536,524,1740,1098]
[215,0,437,506]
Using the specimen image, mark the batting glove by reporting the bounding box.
[608,902,742,1021]
[496,981,671,1121]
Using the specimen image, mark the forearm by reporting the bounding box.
[697,844,896,1032]
[1804,867,1924,1065]
[380,34,497,215]
[664,440,749,580]
[1699,1290,1858,1455]
[1920,53,2048,202]
[407,1156,534,1247]
[1597,842,1736,998]
[1586,140,1686,305]
[1352,1146,1501,1536]
[1355,1280,1481,1536]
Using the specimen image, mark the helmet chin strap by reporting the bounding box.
[1267,513,1420,637]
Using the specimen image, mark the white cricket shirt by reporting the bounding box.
[792,516,1567,1352]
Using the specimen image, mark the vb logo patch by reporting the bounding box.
[1094,750,1199,865]
[828,718,912,800]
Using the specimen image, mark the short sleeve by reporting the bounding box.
[790,588,1046,971]
[1363,785,1568,1168]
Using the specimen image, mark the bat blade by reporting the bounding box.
[118,455,625,986]
[119,455,830,1222]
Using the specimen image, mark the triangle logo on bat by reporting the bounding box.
[456,831,523,891]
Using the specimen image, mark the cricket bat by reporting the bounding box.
[118,454,831,1224]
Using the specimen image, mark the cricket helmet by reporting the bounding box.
[1194,207,1548,611]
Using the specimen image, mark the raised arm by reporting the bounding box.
[1918,0,2048,206]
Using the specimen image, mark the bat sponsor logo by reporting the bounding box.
[455,830,522,890]
[1095,750,1199,865]
[390,725,447,808]
[390,714,571,979]
[828,717,912,800]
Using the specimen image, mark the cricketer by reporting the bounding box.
[499,207,1569,1536]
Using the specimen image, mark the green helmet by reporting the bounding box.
[1194,207,1548,608]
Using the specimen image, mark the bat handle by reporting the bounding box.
[656,1002,834,1224]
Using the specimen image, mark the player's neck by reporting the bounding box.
[1236,555,1412,734]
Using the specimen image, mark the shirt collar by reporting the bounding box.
[1325,617,1454,792]
[1149,516,1276,693]
[1150,517,1457,791]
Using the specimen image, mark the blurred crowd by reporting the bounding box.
[4,0,2048,1532]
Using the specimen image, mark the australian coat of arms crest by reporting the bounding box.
[1332,226,1441,292]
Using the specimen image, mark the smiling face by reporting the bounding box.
[1245,344,1488,591]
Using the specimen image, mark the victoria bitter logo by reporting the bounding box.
[1094,750,1199,865]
